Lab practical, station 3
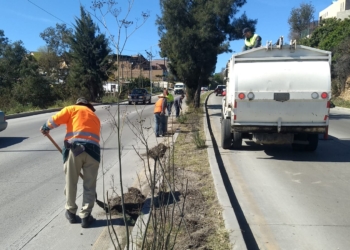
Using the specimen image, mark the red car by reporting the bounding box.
[222,88,226,96]
[214,85,225,96]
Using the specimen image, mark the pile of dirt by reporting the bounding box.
[108,187,146,219]
[148,143,168,159]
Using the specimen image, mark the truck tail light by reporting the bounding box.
[234,101,237,108]
[238,93,245,99]
[327,101,330,108]
[324,115,328,121]
[311,92,319,99]
[247,92,254,100]
[233,115,237,120]
[321,92,328,99]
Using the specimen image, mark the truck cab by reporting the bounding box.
[174,82,185,95]
[221,42,332,151]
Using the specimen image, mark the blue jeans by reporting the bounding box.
[174,104,180,118]
[154,113,166,136]
[167,102,173,115]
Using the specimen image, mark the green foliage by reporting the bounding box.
[332,97,350,109]
[12,56,53,108]
[40,23,73,57]
[192,130,206,149]
[177,113,188,124]
[300,18,350,51]
[157,0,256,107]
[67,6,112,101]
[288,2,315,38]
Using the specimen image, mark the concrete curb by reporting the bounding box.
[203,92,247,250]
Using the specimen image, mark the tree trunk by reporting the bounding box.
[193,77,202,108]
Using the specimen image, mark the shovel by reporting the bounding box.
[45,133,109,212]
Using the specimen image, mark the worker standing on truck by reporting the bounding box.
[40,97,100,228]
[242,27,262,51]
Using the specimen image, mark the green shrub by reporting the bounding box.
[177,113,188,124]
[192,131,206,149]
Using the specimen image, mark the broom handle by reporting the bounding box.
[46,133,84,179]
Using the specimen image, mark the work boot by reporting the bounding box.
[81,214,95,228]
[65,210,77,224]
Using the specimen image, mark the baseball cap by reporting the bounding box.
[242,27,251,35]
[76,97,96,112]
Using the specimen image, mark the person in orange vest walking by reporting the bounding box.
[40,97,100,228]
[154,93,167,137]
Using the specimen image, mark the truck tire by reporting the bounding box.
[221,119,232,149]
[305,134,318,152]
[129,101,132,105]
[232,132,242,149]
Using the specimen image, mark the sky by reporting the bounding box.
[0,0,334,73]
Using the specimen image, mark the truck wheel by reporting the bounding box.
[305,134,318,152]
[221,119,232,149]
[216,93,218,96]
[143,99,146,104]
[128,101,132,105]
[232,132,242,149]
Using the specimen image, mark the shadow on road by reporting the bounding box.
[206,104,350,163]
[226,136,350,163]
[329,113,350,120]
[0,137,28,149]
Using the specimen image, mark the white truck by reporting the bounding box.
[221,40,332,151]
[174,82,185,95]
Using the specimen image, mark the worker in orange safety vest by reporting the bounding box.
[154,93,167,137]
[40,97,100,228]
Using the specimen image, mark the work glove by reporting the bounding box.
[40,126,50,136]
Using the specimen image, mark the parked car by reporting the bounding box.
[128,88,152,104]
[0,110,8,132]
[201,86,208,91]
[214,85,225,96]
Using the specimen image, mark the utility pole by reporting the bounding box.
[145,50,154,95]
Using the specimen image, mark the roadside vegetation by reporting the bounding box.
[138,91,231,250]
[288,3,350,104]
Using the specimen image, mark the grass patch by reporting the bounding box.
[177,113,188,123]
[165,92,231,249]
[192,130,207,149]
[332,97,350,109]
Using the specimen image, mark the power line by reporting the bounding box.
[27,0,71,26]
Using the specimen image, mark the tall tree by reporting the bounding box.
[68,6,112,101]
[0,30,9,56]
[12,55,52,108]
[157,0,256,107]
[40,24,73,57]
[288,2,315,40]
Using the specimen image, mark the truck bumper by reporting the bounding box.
[232,125,327,134]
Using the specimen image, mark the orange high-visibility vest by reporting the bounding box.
[46,105,100,146]
[154,99,164,113]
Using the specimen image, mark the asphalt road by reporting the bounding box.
[0,97,162,249]
[207,94,350,250]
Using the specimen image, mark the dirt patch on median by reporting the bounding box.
[143,95,231,250]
